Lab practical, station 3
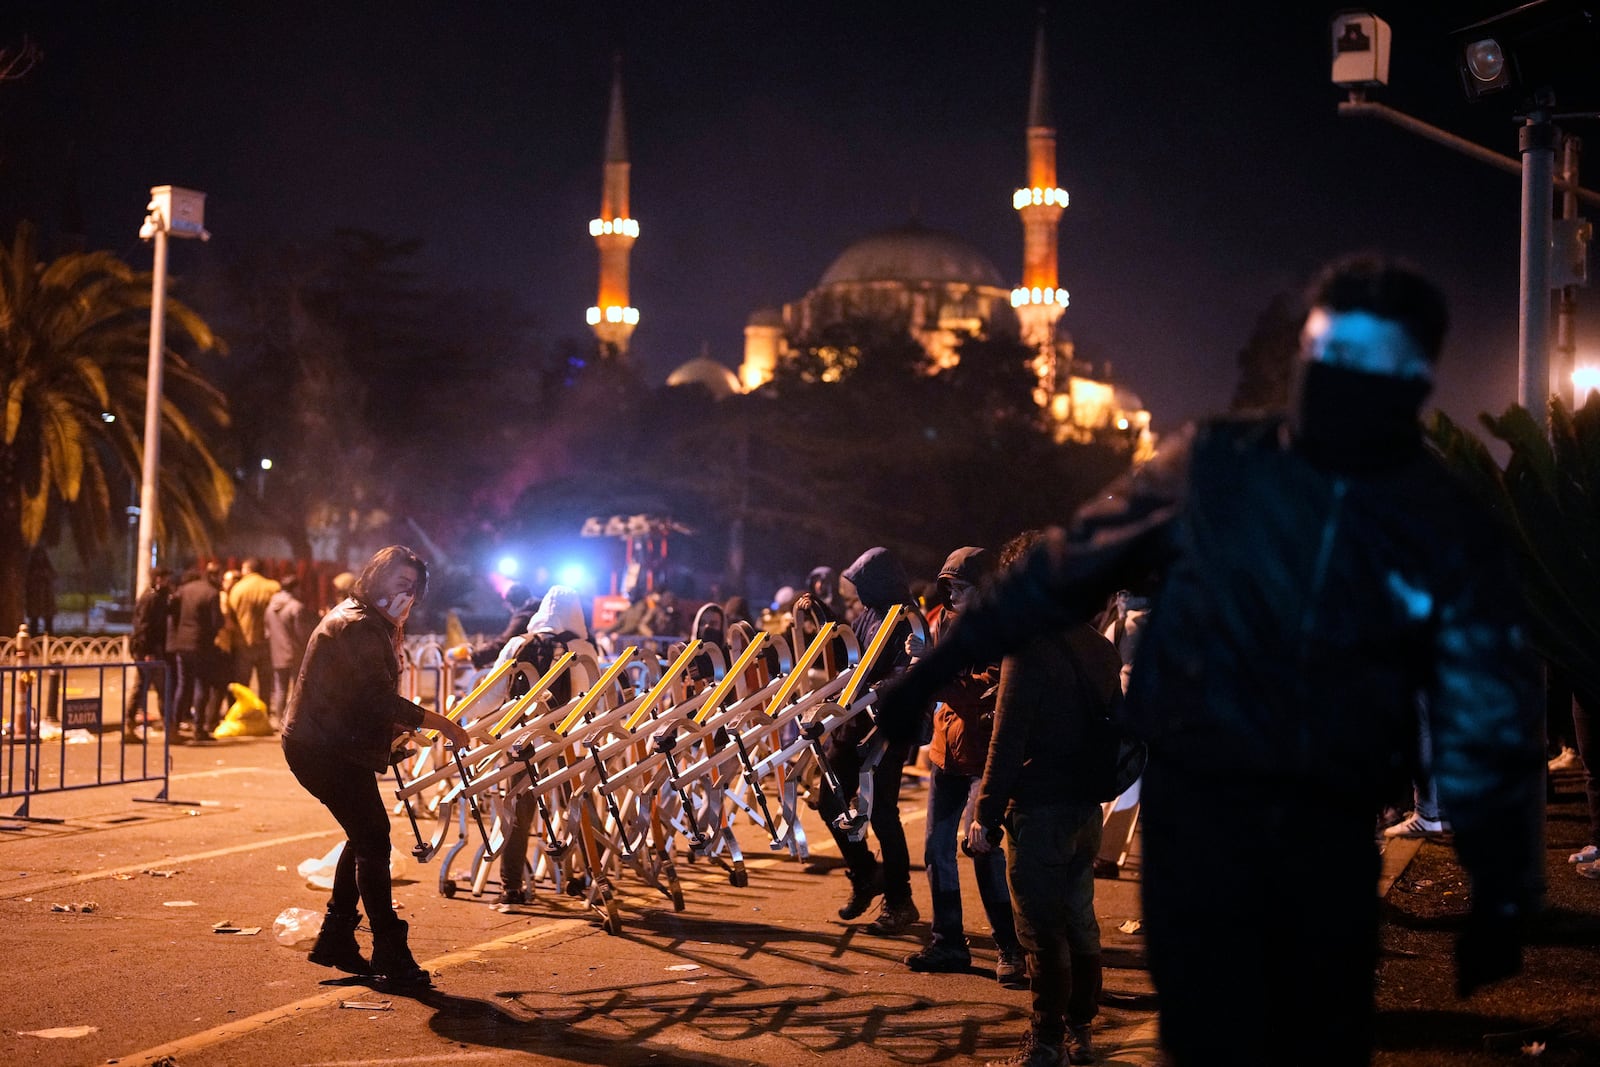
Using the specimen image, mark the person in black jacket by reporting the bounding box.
[878,255,1544,1067]
[802,546,923,935]
[166,566,223,741]
[124,567,173,743]
[446,583,538,670]
[969,531,1124,1066]
[282,545,470,984]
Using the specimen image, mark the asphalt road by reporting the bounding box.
[0,729,1163,1067]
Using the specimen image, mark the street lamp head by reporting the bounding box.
[1451,1,1600,105]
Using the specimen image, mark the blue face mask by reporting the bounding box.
[1291,360,1431,472]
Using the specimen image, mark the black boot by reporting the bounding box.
[308,911,370,974]
[838,863,885,920]
[1065,953,1102,1064]
[370,918,431,985]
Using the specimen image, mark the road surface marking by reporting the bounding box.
[116,917,588,1066]
[0,828,343,898]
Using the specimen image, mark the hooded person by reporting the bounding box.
[493,585,599,905]
[806,565,843,616]
[797,546,924,935]
[904,547,1026,982]
[875,256,1544,1067]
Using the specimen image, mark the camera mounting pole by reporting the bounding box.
[1521,104,1558,429]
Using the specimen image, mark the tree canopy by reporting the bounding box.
[0,222,230,631]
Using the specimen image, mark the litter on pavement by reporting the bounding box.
[340,999,393,1011]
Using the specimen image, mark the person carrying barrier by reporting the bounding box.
[800,545,923,935]
[281,545,471,985]
[446,582,539,671]
[905,546,1025,983]
[491,584,598,906]
[875,255,1546,1067]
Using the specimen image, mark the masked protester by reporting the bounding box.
[876,255,1544,1067]
[281,545,471,985]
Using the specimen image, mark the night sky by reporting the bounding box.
[5,1,1598,434]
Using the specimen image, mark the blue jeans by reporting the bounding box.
[925,765,1019,950]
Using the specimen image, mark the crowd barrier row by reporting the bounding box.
[390,608,927,934]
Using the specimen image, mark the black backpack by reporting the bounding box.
[508,631,576,704]
[1061,626,1148,803]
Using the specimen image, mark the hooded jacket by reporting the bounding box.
[496,585,599,704]
[281,597,425,773]
[830,546,917,753]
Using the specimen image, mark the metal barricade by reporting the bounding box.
[1,658,171,822]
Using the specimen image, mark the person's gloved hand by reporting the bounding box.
[1455,906,1524,998]
[445,644,472,664]
[872,669,937,746]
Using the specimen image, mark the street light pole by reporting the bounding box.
[134,219,168,600]
[134,186,209,599]
[1557,134,1583,408]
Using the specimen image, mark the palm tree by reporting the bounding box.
[0,222,233,632]
[1429,394,1600,701]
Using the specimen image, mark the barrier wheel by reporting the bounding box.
[440,880,457,898]
[729,868,748,889]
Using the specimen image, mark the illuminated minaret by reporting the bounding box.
[1011,18,1070,398]
[587,56,639,355]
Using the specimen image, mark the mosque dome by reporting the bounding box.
[818,222,1005,289]
[666,356,743,400]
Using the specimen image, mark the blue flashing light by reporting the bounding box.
[556,562,590,589]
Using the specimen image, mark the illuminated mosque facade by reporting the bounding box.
[588,23,1151,447]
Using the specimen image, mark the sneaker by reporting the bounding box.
[985,1031,1062,1067]
[865,898,920,936]
[1549,746,1584,772]
[1383,812,1449,838]
[496,885,530,906]
[905,940,972,972]
[995,947,1028,987]
[1064,1022,1094,1064]
[838,866,885,921]
[1569,845,1600,865]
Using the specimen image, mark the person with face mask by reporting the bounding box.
[874,255,1545,1067]
[281,545,471,986]
[904,547,1026,984]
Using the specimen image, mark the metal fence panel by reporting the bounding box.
[1,661,170,820]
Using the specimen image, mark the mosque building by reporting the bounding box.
[593,22,1151,448]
